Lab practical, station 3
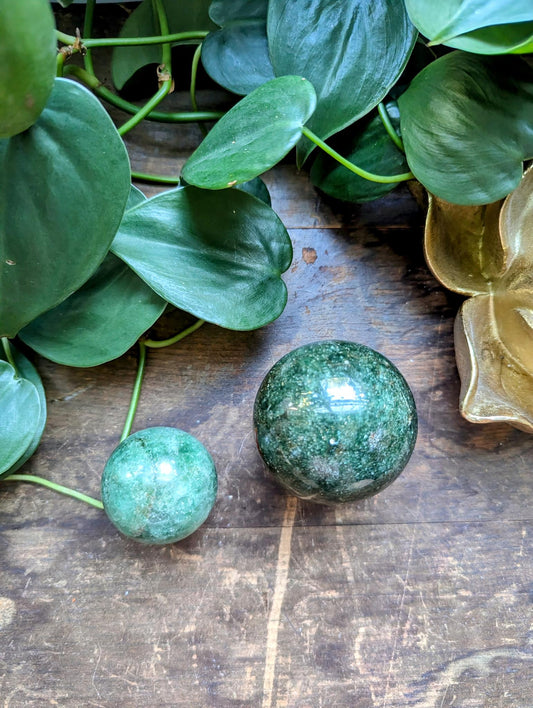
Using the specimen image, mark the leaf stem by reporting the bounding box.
[0,474,104,510]
[301,126,414,183]
[144,319,205,349]
[1,338,18,375]
[56,29,208,49]
[120,341,147,442]
[377,102,404,152]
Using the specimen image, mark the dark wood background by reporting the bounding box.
[1,5,532,707]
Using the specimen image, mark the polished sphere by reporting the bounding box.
[101,427,217,544]
[253,341,417,504]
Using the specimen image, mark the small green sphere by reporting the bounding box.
[101,427,217,544]
[253,341,417,504]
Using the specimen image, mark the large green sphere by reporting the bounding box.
[101,427,217,544]
[253,341,417,504]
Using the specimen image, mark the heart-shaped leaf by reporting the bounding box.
[0,78,131,338]
[0,358,41,477]
[267,0,417,165]
[0,0,56,138]
[181,75,316,189]
[0,343,46,476]
[398,52,533,205]
[111,186,292,330]
[310,102,408,203]
[19,187,167,367]
[112,0,215,90]
[404,0,533,50]
[201,0,275,95]
[426,167,533,431]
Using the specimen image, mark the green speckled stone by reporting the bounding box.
[101,427,217,544]
[253,341,417,504]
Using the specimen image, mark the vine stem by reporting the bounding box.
[115,0,173,137]
[63,66,223,123]
[190,43,202,112]
[56,29,209,49]
[190,43,208,138]
[144,318,205,349]
[0,321,205,508]
[377,102,404,152]
[301,126,414,183]
[118,80,172,136]
[153,0,172,65]
[82,0,96,77]
[120,341,147,442]
[120,319,205,440]
[56,51,66,77]
[0,474,104,510]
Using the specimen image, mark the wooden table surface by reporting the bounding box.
[1,7,533,707]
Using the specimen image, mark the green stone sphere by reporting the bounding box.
[101,427,217,544]
[253,341,417,504]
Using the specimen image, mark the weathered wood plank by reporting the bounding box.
[1,6,532,707]
[1,519,531,706]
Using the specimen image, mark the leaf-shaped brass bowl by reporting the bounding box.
[424,166,533,432]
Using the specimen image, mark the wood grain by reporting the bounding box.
[1,6,532,707]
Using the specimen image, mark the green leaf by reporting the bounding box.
[209,0,267,24]
[236,177,271,206]
[0,0,57,138]
[267,0,417,165]
[111,186,292,330]
[404,0,533,48]
[19,252,167,368]
[126,184,148,211]
[311,102,408,203]
[511,37,533,54]
[0,359,41,478]
[112,0,215,90]
[19,186,167,367]
[0,78,131,337]
[0,343,46,476]
[201,0,275,95]
[437,22,533,55]
[182,75,316,189]
[398,52,533,205]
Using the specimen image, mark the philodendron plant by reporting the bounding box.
[0,0,532,539]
